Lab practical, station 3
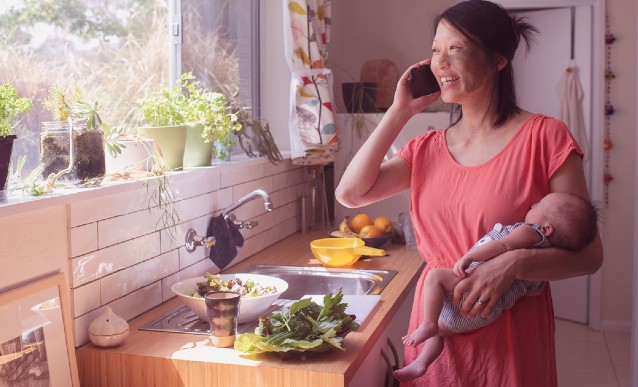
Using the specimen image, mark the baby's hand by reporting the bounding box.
[453,256,473,278]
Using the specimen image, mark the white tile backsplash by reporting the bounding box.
[68,159,305,346]
[70,222,98,258]
[97,206,162,248]
[71,232,161,287]
[173,192,214,222]
[100,249,179,304]
[170,168,221,200]
[73,280,101,317]
[69,183,151,227]
[178,239,209,269]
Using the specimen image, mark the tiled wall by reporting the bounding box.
[68,158,305,346]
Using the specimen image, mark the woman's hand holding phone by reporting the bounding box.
[409,64,441,98]
[391,60,440,117]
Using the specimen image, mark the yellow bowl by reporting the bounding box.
[310,238,386,267]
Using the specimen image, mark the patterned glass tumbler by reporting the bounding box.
[204,291,241,347]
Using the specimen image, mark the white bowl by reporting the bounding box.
[171,273,288,324]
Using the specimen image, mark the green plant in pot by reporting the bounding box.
[234,106,283,165]
[181,73,215,167]
[197,92,240,162]
[41,85,106,185]
[138,78,189,170]
[103,124,155,174]
[180,73,241,164]
[0,83,32,198]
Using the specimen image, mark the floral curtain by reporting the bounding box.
[284,0,338,165]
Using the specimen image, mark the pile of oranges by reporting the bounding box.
[344,213,392,239]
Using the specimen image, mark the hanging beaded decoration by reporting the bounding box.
[603,14,616,207]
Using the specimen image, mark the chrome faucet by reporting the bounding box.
[222,189,274,222]
[184,229,216,253]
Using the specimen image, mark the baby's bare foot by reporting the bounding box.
[394,361,428,382]
[401,321,438,347]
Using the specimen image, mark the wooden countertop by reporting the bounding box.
[76,230,424,387]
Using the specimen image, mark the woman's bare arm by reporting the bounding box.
[453,152,603,317]
[335,61,440,208]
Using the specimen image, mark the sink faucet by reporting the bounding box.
[222,189,273,222]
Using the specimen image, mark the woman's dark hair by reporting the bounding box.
[434,0,538,127]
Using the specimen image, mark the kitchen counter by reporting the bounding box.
[75,230,424,387]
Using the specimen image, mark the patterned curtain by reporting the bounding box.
[284,0,338,165]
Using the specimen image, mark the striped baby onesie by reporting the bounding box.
[440,222,551,333]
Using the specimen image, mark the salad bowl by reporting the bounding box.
[171,273,288,324]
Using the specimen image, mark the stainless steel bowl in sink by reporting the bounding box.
[243,265,397,300]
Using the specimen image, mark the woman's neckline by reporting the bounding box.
[442,113,542,169]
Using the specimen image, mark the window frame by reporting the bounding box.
[169,0,260,112]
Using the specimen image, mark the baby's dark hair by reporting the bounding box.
[550,193,599,250]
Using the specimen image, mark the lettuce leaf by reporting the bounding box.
[234,288,359,356]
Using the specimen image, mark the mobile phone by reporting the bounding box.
[409,64,440,98]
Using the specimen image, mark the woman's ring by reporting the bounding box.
[477,299,488,305]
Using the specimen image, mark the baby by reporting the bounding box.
[394,192,599,382]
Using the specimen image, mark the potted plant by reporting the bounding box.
[0,83,32,198]
[180,73,242,165]
[197,91,241,162]
[180,73,215,167]
[137,78,189,170]
[103,124,154,174]
[234,106,283,165]
[40,85,106,185]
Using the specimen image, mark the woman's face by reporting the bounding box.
[430,20,496,106]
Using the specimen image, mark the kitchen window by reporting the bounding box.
[0,0,259,172]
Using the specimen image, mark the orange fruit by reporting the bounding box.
[373,216,392,234]
[359,224,383,238]
[350,213,373,233]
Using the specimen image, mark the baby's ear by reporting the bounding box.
[541,224,554,237]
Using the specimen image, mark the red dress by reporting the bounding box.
[395,114,582,386]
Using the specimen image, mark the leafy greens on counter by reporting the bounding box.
[234,289,359,356]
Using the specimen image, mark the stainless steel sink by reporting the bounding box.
[244,265,397,299]
[138,265,397,336]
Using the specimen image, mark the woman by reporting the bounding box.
[335,1,603,386]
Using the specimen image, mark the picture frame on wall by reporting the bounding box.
[0,272,79,386]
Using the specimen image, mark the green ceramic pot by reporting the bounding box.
[183,124,213,167]
[138,125,187,170]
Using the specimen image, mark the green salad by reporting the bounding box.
[191,273,277,298]
[234,289,359,356]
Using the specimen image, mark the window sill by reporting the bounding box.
[0,151,292,218]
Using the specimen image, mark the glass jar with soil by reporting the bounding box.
[40,121,106,185]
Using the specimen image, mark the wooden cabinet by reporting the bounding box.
[349,286,415,387]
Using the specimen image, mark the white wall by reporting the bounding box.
[330,0,452,112]
[600,0,637,330]
[0,206,68,293]
[260,0,291,153]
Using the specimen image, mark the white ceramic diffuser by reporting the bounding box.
[88,306,129,347]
